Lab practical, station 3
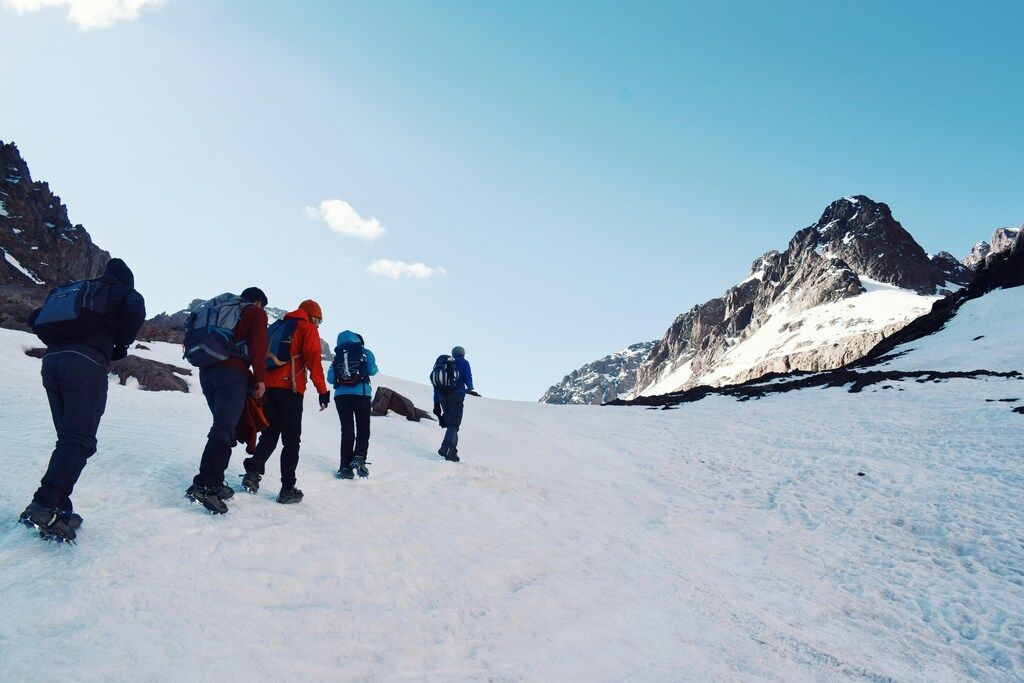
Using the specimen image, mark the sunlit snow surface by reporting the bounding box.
[0,320,1021,679]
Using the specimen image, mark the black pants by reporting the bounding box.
[439,392,465,456]
[34,348,109,511]
[194,364,249,488]
[244,388,304,488]
[335,394,371,468]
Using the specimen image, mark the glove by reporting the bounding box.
[319,391,331,410]
[432,403,442,418]
[439,416,448,429]
[112,345,128,361]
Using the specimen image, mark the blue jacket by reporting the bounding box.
[433,356,473,403]
[327,330,378,397]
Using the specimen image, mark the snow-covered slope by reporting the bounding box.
[0,328,1021,680]
[876,285,1021,373]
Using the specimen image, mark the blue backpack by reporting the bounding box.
[266,318,299,371]
[31,279,110,345]
[430,355,461,394]
[183,294,251,368]
[332,340,368,387]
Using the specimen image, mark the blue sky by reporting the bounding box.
[1,1,1021,399]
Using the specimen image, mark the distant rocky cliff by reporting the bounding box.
[541,342,655,405]
[543,196,998,403]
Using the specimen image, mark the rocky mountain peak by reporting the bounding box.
[963,241,991,269]
[0,141,109,287]
[547,196,971,403]
[811,195,945,294]
[963,226,1021,270]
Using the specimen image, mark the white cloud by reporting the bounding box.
[304,199,386,241]
[3,0,166,30]
[367,259,446,280]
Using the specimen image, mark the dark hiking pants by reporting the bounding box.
[336,394,371,468]
[439,392,465,456]
[34,348,109,511]
[244,388,304,488]
[194,364,249,488]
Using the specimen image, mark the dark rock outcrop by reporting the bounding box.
[109,355,191,392]
[0,284,45,332]
[0,141,109,288]
[928,251,973,289]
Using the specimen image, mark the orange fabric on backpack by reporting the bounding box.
[264,308,329,396]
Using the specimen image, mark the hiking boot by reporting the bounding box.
[352,456,370,478]
[219,484,235,500]
[240,471,261,494]
[185,484,228,514]
[276,487,304,504]
[19,502,78,542]
[337,467,354,480]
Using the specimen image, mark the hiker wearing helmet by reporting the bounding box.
[186,286,269,514]
[431,346,474,462]
[327,330,378,478]
[21,258,146,542]
[241,299,329,504]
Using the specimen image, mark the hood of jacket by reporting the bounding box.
[284,309,312,323]
[101,258,134,288]
[336,330,364,347]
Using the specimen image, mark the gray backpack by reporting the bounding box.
[182,293,251,367]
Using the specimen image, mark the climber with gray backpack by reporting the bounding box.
[182,287,269,514]
[431,346,474,462]
[20,258,146,543]
[327,330,378,478]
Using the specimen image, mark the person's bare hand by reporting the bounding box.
[253,382,266,399]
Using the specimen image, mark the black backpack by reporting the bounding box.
[430,355,461,393]
[31,279,111,345]
[332,340,368,387]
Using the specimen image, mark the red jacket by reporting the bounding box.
[223,305,269,383]
[264,309,328,395]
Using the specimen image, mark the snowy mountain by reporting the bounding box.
[540,341,655,404]
[632,196,979,397]
[1,242,1021,679]
[618,229,1024,408]
[546,196,988,403]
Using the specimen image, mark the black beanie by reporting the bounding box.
[240,287,268,306]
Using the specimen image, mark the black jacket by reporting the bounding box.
[31,258,147,363]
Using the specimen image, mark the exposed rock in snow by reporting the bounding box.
[540,341,655,404]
